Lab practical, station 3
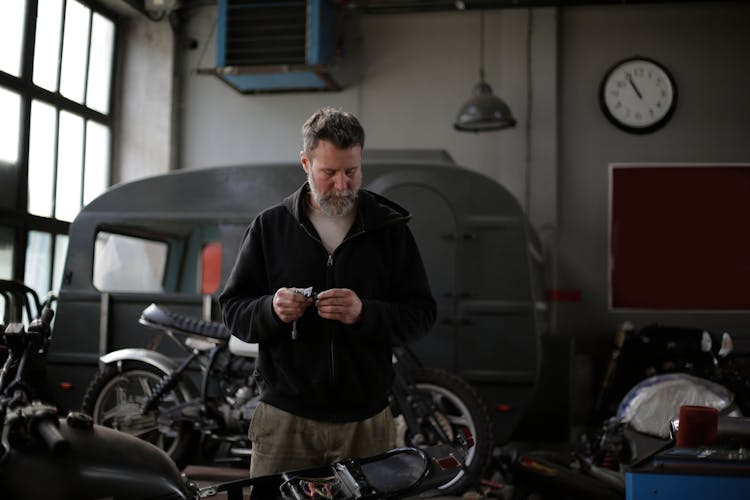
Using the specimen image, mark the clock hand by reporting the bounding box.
[625,72,643,99]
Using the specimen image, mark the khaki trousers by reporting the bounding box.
[249,402,396,478]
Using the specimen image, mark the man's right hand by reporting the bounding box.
[273,287,314,323]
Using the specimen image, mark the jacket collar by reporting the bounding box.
[283,182,411,231]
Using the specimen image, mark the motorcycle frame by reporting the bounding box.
[97,330,237,434]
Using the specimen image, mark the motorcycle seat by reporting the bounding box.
[139,303,230,341]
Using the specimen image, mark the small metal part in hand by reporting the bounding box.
[295,286,317,300]
[291,287,315,340]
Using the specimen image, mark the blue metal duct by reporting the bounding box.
[215,0,342,93]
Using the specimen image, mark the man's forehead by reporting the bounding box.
[308,145,362,167]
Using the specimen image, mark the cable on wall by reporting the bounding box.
[524,8,534,216]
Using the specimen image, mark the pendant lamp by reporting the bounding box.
[454,10,516,132]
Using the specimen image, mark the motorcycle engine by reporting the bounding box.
[217,357,259,431]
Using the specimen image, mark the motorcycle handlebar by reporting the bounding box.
[40,306,55,327]
[36,418,71,456]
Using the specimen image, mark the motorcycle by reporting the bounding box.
[199,443,470,499]
[81,302,493,495]
[0,281,198,499]
[503,323,750,500]
[0,280,475,499]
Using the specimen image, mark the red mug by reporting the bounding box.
[676,405,718,448]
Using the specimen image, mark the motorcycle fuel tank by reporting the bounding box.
[0,412,195,500]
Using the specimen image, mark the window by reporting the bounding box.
[94,232,168,293]
[0,0,117,299]
[90,224,222,295]
[0,88,22,164]
[0,228,13,279]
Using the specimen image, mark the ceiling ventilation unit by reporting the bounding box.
[215,0,356,94]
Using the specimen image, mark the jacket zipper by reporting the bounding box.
[299,218,368,388]
[327,253,335,383]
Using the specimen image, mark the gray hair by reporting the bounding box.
[302,107,365,154]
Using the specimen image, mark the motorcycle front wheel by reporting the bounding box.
[81,360,199,469]
[395,367,494,495]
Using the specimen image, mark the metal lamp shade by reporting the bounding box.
[454,82,517,132]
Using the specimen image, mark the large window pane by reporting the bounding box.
[55,111,84,221]
[86,13,115,114]
[52,233,68,292]
[0,227,13,280]
[32,0,64,92]
[25,230,52,298]
[28,100,57,217]
[0,0,27,77]
[59,0,91,104]
[0,226,14,323]
[83,120,110,205]
[94,232,167,292]
[0,88,22,164]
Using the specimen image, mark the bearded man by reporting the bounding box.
[219,107,436,477]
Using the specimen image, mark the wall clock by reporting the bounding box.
[599,56,677,134]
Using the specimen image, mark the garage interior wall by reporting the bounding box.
[113,1,750,410]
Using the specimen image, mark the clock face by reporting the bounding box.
[600,57,677,133]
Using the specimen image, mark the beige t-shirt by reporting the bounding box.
[305,199,356,254]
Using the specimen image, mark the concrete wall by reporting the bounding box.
[112,13,174,184]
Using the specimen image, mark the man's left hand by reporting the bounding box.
[315,288,363,325]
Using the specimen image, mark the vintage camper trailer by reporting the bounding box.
[47,151,546,444]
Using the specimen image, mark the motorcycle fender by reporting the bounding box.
[100,348,179,374]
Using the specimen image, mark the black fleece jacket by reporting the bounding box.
[219,183,436,422]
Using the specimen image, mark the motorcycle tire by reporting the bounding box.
[397,367,494,495]
[81,360,199,470]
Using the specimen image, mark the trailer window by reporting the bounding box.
[93,232,167,292]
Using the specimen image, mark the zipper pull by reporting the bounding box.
[327,254,333,267]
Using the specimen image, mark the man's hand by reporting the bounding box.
[316,288,363,325]
[273,287,314,323]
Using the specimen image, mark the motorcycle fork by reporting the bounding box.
[391,364,451,446]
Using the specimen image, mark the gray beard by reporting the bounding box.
[315,190,357,217]
[308,180,358,217]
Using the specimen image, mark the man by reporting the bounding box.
[219,107,436,477]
